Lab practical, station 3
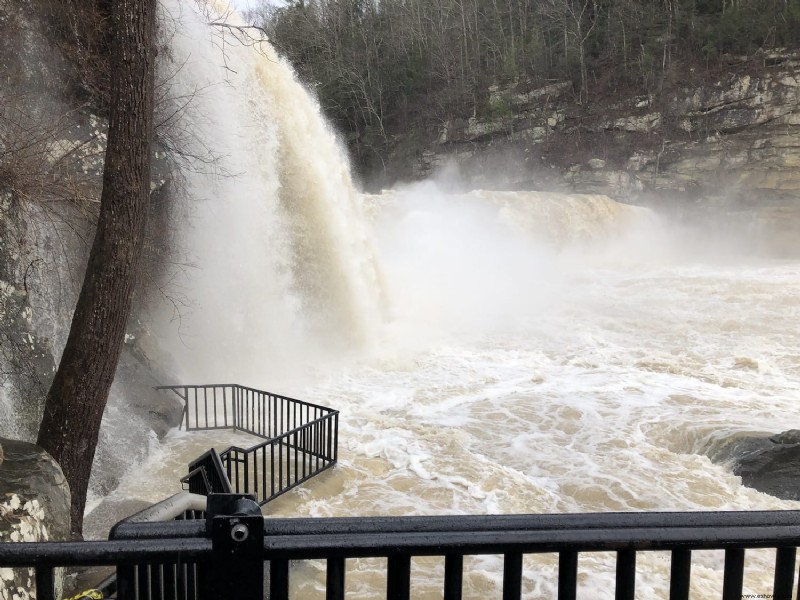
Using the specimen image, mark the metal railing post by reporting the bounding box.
[205,494,264,600]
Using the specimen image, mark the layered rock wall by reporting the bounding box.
[407,51,800,254]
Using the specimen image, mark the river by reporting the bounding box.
[86,1,800,597]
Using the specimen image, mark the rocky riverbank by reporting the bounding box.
[708,430,800,501]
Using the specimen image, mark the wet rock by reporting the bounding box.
[0,437,70,600]
[710,430,800,501]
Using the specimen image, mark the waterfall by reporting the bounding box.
[154,0,384,387]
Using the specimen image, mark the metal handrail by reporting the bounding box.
[5,497,799,600]
[157,384,340,506]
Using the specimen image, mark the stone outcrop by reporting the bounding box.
[404,51,800,254]
[0,437,70,600]
[0,0,182,515]
[707,430,800,501]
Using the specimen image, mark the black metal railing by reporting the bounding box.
[3,494,799,600]
[97,492,209,599]
[157,384,338,438]
[158,384,339,505]
[219,410,338,504]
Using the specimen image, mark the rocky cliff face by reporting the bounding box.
[406,51,800,254]
[0,0,182,508]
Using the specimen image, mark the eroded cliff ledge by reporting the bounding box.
[401,51,800,254]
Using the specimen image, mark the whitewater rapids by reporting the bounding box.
[88,1,800,598]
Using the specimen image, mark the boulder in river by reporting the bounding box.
[709,429,800,501]
[0,437,70,600]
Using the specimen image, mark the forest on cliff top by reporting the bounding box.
[247,0,800,175]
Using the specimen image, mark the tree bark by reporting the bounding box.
[37,0,156,538]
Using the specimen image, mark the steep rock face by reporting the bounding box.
[0,437,70,600]
[409,52,800,254]
[0,0,182,508]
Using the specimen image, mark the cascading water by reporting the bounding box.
[153,0,384,387]
[89,1,800,597]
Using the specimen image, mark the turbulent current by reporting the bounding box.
[85,1,800,598]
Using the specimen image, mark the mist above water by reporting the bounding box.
[154,0,383,388]
[85,1,800,597]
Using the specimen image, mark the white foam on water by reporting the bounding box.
[92,3,800,597]
[153,0,383,389]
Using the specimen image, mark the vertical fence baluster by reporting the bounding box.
[503,553,522,600]
[248,389,253,433]
[773,547,796,600]
[271,560,290,600]
[326,415,333,465]
[722,549,745,600]
[245,452,251,494]
[192,387,198,431]
[273,397,278,441]
[327,557,346,600]
[558,551,578,600]
[232,386,238,430]
[294,431,299,484]
[163,562,176,600]
[35,566,55,600]
[234,452,241,494]
[444,554,463,600]
[669,550,691,600]
[317,419,323,468]
[251,447,258,500]
[387,556,411,600]
[303,425,309,478]
[188,562,198,600]
[258,392,267,437]
[615,550,636,600]
[270,442,276,499]
[137,564,150,600]
[117,565,136,600]
[203,388,208,429]
[212,387,217,428]
[286,432,291,489]
[334,413,339,461]
[279,435,284,492]
[222,386,228,428]
[151,564,163,600]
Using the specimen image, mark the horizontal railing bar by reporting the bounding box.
[180,426,237,433]
[235,385,337,413]
[260,510,800,536]
[107,510,800,546]
[259,525,800,559]
[0,538,211,567]
[111,521,206,540]
[109,510,800,542]
[156,385,235,389]
[156,384,338,414]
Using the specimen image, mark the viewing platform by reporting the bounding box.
[157,384,339,505]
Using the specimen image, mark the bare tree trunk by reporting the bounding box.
[37,0,156,538]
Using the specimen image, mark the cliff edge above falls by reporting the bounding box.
[392,51,800,254]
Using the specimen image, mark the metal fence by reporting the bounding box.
[158,385,339,505]
[3,494,799,600]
